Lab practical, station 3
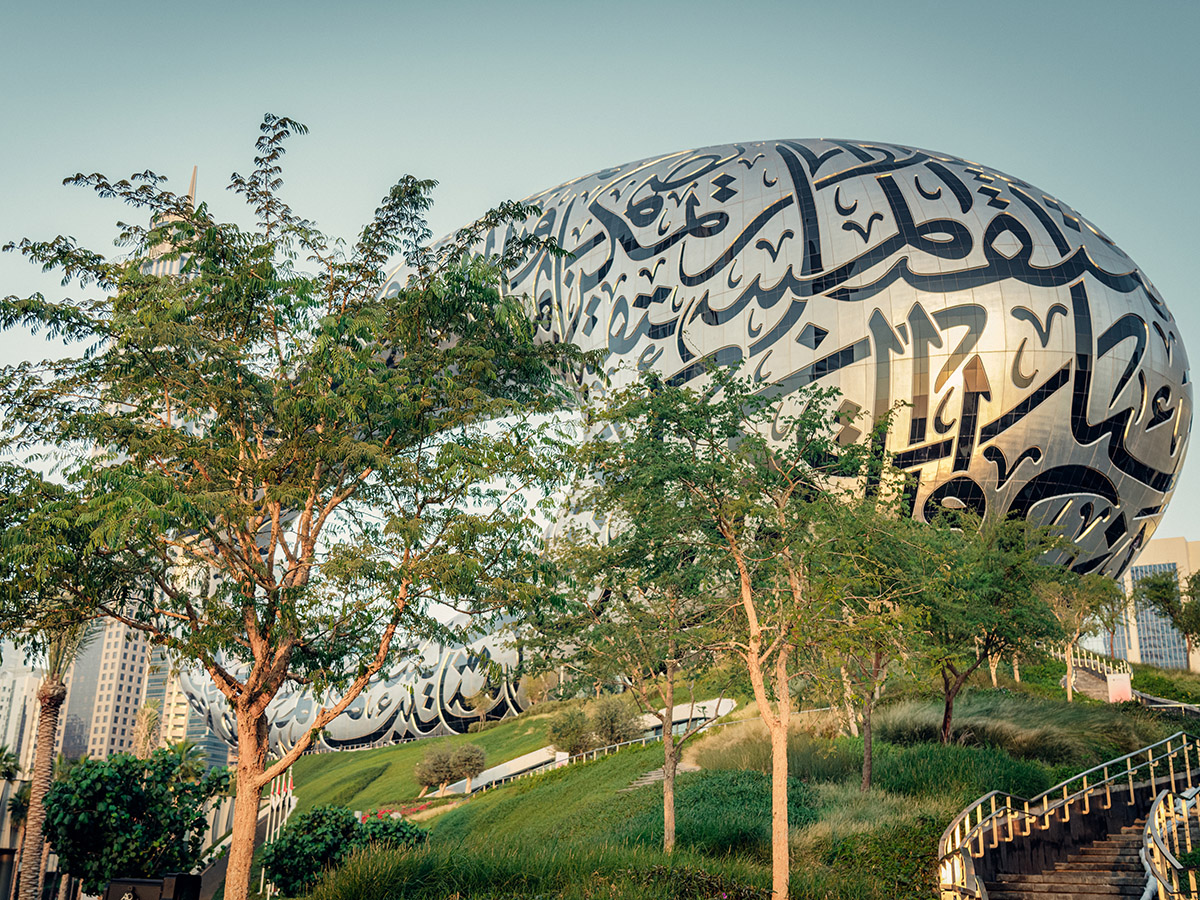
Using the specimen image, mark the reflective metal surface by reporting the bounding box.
[474,139,1191,577]
[189,140,1191,752]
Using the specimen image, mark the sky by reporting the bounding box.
[1,0,1197,538]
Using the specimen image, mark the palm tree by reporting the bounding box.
[167,739,207,782]
[0,745,20,782]
[16,623,92,900]
[7,781,30,900]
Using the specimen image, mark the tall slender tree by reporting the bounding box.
[919,515,1064,743]
[575,367,884,900]
[15,624,93,900]
[0,115,586,900]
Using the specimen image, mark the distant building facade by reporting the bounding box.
[58,620,152,759]
[1087,537,1200,672]
[0,642,41,774]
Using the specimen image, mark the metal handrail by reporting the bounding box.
[939,731,1199,899]
[1145,788,1200,899]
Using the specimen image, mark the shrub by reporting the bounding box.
[548,708,595,756]
[261,806,359,897]
[262,805,426,897]
[593,695,642,745]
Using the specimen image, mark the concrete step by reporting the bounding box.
[997,872,1144,885]
[987,883,1142,896]
[619,762,700,791]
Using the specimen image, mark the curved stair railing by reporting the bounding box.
[939,731,1200,899]
[1145,786,1200,899]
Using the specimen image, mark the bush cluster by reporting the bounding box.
[261,804,426,897]
[412,743,487,794]
[547,697,642,756]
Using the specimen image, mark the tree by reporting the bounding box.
[591,696,641,746]
[1134,570,1200,663]
[0,746,19,782]
[530,412,731,854]
[42,750,229,894]
[1039,572,1124,701]
[463,686,495,731]
[547,708,594,757]
[0,115,586,900]
[164,740,207,782]
[811,502,929,791]
[412,748,456,798]
[920,515,1063,743]
[131,701,161,759]
[10,624,94,900]
[578,367,884,900]
[449,744,486,793]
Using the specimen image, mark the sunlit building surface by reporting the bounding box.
[190,139,1194,750]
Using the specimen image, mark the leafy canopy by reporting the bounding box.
[42,750,230,892]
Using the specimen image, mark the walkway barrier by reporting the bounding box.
[938,731,1200,899]
[1145,786,1200,899]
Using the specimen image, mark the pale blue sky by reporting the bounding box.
[1,0,1197,537]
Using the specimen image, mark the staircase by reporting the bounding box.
[620,762,700,791]
[985,819,1146,899]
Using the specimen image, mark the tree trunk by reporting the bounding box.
[768,648,791,900]
[1065,641,1075,702]
[1012,653,1021,683]
[223,708,268,900]
[18,677,66,900]
[9,822,23,900]
[839,667,858,737]
[940,665,971,745]
[662,667,677,854]
[988,653,1000,687]
[860,693,873,793]
[464,775,472,794]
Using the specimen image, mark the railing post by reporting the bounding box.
[1103,765,1112,809]
[1187,737,1195,790]
[1128,756,1136,805]
[1168,739,1177,792]
[1082,774,1090,815]
[990,795,999,849]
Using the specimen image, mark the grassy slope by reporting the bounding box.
[290,712,554,814]
[295,657,1200,899]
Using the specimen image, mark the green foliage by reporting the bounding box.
[592,696,642,746]
[548,707,594,756]
[695,729,1052,802]
[1135,570,1200,651]
[412,749,456,793]
[873,693,1172,768]
[0,113,590,900]
[261,804,426,897]
[615,769,817,857]
[1177,848,1200,869]
[42,749,231,893]
[304,842,768,900]
[1133,665,1200,705]
[449,744,486,782]
[0,744,19,781]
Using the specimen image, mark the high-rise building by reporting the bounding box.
[1085,536,1200,672]
[0,642,41,774]
[58,620,151,759]
[144,647,230,769]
